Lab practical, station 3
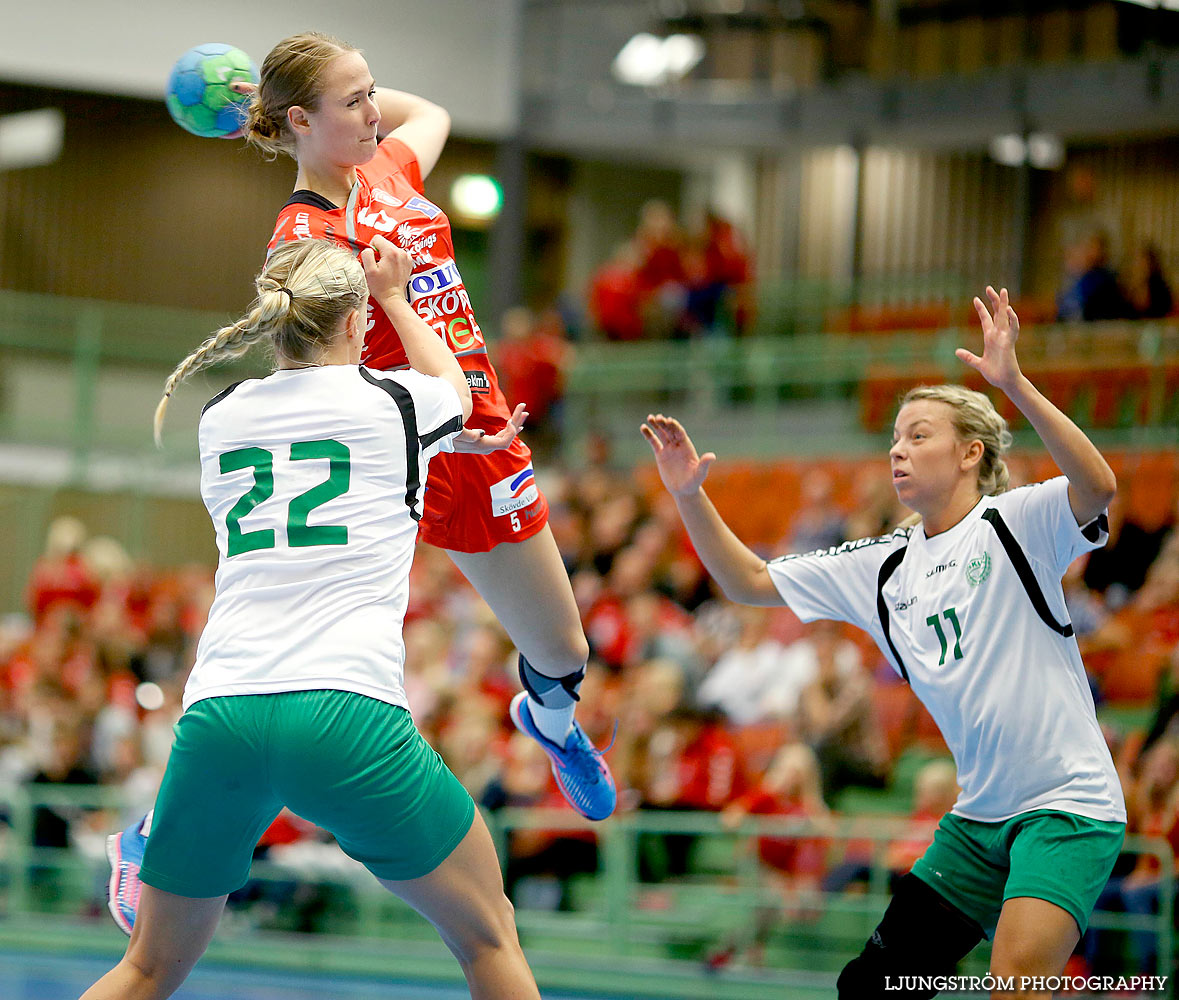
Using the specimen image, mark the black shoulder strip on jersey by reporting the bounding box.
[358,368,423,521]
[201,381,245,416]
[282,189,339,212]
[1081,512,1109,543]
[876,546,911,684]
[420,416,465,449]
[981,508,1074,637]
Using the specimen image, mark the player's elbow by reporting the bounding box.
[1096,468,1117,509]
[456,381,474,422]
[718,565,778,607]
[426,101,451,138]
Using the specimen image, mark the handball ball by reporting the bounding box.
[165,43,257,138]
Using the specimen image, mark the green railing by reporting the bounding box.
[1,287,1177,472]
[1,786,1173,996]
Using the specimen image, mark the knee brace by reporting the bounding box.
[518,654,584,708]
[837,873,984,1000]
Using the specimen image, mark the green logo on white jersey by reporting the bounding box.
[965,552,991,587]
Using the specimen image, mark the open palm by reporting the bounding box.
[957,285,1023,392]
[641,414,715,497]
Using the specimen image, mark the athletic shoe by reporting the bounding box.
[509,692,616,821]
[106,813,149,936]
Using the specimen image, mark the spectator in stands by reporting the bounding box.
[1057,230,1129,322]
[1138,645,1179,760]
[639,704,748,881]
[697,605,799,726]
[481,732,599,911]
[1082,737,1179,976]
[29,713,99,893]
[634,200,689,339]
[26,517,99,626]
[1116,737,1179,976]
[794,621,889,803]
[1083,494,1171,609]
[711,743,831,967]
[612,656,687,809]
[1090,533,1179,661]
[493,306,573,460]
[684,211,754,338]
[1063,553,1109,642]
[1122,244,1173,319]
[777,469,848,556]
[588,242,645,341]
[723,741,831,890]
[823,757,960,896]
[842,465,906,542]
[437,694,506,800]
[882,759,960,882]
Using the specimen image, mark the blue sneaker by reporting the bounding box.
[510,692,616,821]
[106,812,150,936]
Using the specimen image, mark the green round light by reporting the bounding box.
[451,174,503,220]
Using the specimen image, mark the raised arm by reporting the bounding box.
[375,88,450,179]
[641,414,783,606]
[362,235,472,420]
[960,286,1117,525]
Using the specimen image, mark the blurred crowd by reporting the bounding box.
[3,454,1179,972]
[1057,231,1175,323]
[588,201,754,341]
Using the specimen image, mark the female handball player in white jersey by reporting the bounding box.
[643,287,1125,1000]
[236,32,612,821]
[90,236,542,1000]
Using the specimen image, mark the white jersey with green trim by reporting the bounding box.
[184,364,464,714]
[766,476,1124,824]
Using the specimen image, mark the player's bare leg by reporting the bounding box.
[379,810,540,1000]
[447,525,588,682]
[80,887,226,1000]
[448,526,616,819]
[988,897,1079,1000]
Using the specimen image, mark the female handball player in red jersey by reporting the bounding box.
[104,32,615,944]
[243,32,613,822]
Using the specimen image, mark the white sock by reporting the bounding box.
[140,809,154,838]
[528,698,574,745]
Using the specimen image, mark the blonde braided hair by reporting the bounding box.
[154,239,367,445]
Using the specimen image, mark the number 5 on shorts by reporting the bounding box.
[510,511,521,532]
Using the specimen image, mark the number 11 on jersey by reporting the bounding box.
[925,607,964,666]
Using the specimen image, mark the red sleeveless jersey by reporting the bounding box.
[267,136,508,433]
[266,136,547,554]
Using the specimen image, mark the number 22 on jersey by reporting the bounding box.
[220,439,351,557]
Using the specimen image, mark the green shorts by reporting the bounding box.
[139,690,475,898]
[912,809,1125,937]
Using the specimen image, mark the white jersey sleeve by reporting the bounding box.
[765,532,904,631]
[988,476,1109,576]
[360,367,465,460]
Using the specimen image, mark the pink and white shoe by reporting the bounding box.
[106,811,151,936]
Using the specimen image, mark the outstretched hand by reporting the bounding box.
[958,286,1023,393]
[641,414,715,497]
[453,403,529,453]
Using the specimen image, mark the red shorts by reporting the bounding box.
[373,353,549,553]
[419,436,549,553]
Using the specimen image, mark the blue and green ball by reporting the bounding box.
[166,43,258,139]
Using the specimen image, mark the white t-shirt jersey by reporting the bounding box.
[184,365,464,713]
[766,477,1125,824]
